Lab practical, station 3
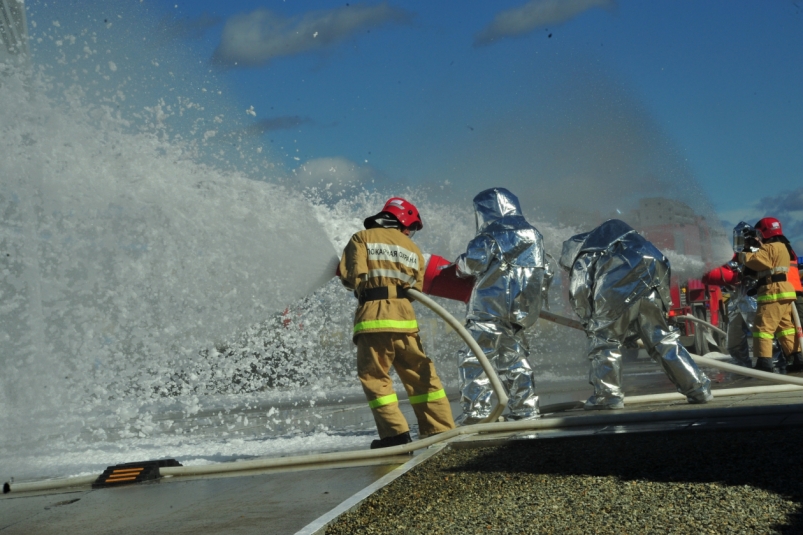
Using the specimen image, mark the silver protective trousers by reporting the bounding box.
[726,302,753,366]
[586,290,712,406]
[457,320,538,423]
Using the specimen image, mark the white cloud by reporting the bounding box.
[475,0,615,46]
[212,3,412,67]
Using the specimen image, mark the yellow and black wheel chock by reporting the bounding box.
[92,459,182,489]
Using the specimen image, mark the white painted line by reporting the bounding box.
[294,444,447,535]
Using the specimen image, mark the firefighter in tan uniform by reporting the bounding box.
[739,217,802,373]
[339,197,455,448]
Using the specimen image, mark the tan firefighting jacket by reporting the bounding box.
[339,227,425,341]
[740,242,796,304]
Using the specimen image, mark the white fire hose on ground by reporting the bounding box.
[5,297,802,494]
[679,310,803,381]
[508,307,803,388]
[7,387,803,494]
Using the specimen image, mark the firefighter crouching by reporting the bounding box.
[339,197,456,448]
[560,219,712,409]
[738,217,803,373]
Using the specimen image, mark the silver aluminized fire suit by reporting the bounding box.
[559,219,712,409]
[726,279,758,367]
[454,188,550,423]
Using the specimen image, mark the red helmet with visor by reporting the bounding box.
[381,197,423,231]
[755,217,783,240]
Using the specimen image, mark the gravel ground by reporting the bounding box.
[326,426,803,534]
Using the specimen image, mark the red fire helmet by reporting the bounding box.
[755,217,783,240]
[381,197,423,230]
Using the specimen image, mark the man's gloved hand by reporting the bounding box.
[744,237,760,251]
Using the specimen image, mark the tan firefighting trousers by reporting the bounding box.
[357,332,455,439]
[753,300,801,357]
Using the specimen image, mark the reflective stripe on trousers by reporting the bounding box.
[367,389,446,408]
[753,300,801,357]
[368,392,398,409]
[753,328,798,339]
[409,389,446,405]
[357,332,455,439]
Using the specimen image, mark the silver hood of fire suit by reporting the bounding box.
[456,187,549,329]
[559,219,671,331]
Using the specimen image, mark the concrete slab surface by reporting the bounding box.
[0,462,403,535]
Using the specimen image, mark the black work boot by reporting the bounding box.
[788,352,803,373]
[370,431,412,449]
[754,357,779,374]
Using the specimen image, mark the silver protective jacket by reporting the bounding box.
[560,219,711,406]
[456,188,550,328]
[559,219,671,332]
[454,188,549,423]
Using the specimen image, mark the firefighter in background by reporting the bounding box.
[702,222,785,372]
[339,197,455,448]
[559,219,712,409]
[453,188,551,424]
[739,217,803,373]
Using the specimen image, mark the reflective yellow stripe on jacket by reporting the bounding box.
[339,227,425,339]
[755,292,797,303]
[742,243,796,304]
[353,319,418,335]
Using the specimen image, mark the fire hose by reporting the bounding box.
[373,288,796,425]
[7,388,803,494]
[407,293,801,414]
[677,309,803,378]
[6,369,803,494]
[407,291,584,422]
[406,289,508,424]
[792,304,803,354]
[529,309,803,385]
[674,314,728,338]
[5,293,802,494]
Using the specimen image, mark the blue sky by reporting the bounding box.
[40,0,803,249]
